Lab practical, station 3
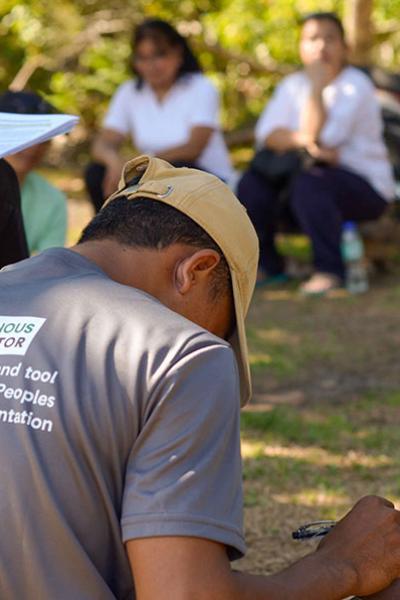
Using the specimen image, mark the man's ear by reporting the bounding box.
[174,249,221,295]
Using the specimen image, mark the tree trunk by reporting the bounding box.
[344,0,374,65]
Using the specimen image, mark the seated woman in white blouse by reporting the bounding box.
[237,12,395,295]
[86,18,234,211]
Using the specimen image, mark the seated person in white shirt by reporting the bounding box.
[237,12,394,295]
[86,18,234,211]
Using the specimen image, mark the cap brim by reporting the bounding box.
[229,270,252,407]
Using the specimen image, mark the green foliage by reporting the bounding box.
[1,0,399,147]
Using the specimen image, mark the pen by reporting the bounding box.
[292,520,337,540]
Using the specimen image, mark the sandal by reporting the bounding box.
[300,272,342,296]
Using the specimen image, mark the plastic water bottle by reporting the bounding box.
[341,221,369,294]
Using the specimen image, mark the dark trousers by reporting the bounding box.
[85,160,199,213]
[0,159,29,269]
[237,165,388,278]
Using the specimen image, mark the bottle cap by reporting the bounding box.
[343,221,356,231]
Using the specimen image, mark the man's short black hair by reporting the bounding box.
[301,12,345,40]
[79,197,231,301]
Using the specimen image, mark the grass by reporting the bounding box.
[276,233,312,262]
[238,390,400,573]
[241,397,400,456]
[236,267,400,575]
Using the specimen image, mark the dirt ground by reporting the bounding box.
[249,280,400,406]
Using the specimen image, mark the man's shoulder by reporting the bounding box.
[83,279,234,370]
[119,287,232,356]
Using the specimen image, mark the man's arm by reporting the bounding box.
[91,128,126,197]
[263,62,336,156]
[264,128,313,153]
[298,60,332,143]
[264,130,338,165]
[127,536,353,600]
[156,126,214,164]
[127,496,400,600]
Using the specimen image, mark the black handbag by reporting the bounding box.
[250,148,311,188]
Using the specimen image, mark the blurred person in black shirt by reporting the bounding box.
[0,158,29,268]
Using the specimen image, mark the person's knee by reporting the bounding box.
[237,170,280,213]
[291,170,332,213]
[237,170,261,198]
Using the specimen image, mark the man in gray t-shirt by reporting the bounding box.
[1,155,400,600]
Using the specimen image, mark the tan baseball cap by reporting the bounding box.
[104,155,259,406]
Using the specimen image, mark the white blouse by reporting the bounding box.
[255,66,395,200]
[103,73,234,183]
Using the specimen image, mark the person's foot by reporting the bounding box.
[299,272,342,296]
[256,270,290,288]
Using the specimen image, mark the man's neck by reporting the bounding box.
[70,240,182,301]
[71,240,139,288]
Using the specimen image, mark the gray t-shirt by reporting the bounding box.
[0,248,244,599]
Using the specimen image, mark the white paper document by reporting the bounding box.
[0,112,79,158]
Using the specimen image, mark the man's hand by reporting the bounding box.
[305,59,335,92]
[264,129,314,152]
[305,141,338,164]
[317,496,400,598]
[360,578,400,598]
